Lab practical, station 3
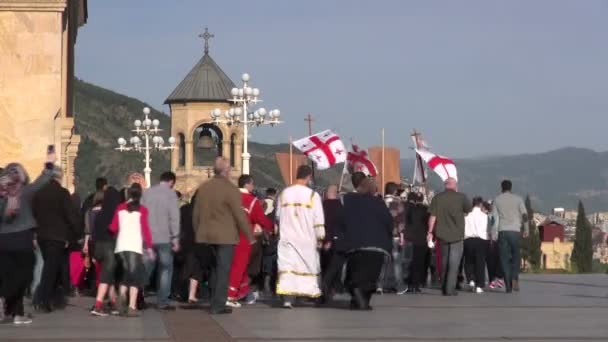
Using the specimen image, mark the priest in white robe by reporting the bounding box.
[275,165,325,307]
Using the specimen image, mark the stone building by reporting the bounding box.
[539,218,574,270]
[0,0,87,191]
[165,31,243,196]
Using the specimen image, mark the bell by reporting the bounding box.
[196,127,215,149]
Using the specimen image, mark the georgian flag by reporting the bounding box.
[347,145,378,177]
[293,130,347,170]
[415,149,457,182]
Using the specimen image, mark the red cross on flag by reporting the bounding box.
[293,130,347,170]
[415,149,458,182]
[347,145,378,177]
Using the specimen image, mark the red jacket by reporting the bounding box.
[109,202,153,249]
[240,189,273,233]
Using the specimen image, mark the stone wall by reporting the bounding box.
[0,10,63,176]
[541,239,573,270]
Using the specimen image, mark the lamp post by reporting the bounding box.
[116,107,176,188]
[210,73,282,175]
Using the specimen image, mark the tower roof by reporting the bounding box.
[164,53,236,104]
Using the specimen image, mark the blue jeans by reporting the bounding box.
[31,247,44,298]
[380,240,411,292]
[498,231,521,289]
[144,244,174,306]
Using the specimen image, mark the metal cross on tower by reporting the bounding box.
[199,27,214,55]
[305,113,314,136]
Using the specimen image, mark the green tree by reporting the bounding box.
[525,195,542,271]
[571,201,593,273]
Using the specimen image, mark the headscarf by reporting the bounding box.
[0,163,29,218]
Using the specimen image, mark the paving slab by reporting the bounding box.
[214,274,608,341]
[0,274,606,341]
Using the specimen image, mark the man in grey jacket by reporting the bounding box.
[492,180,529,294]
[142,171,180,310]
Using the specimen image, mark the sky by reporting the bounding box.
[76,0,608,158]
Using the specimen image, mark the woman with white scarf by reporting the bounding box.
[0,150,56,325]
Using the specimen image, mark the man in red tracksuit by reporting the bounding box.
[226,175,273,307]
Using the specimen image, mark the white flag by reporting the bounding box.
[415,149,458,182]
[293,130,347,170]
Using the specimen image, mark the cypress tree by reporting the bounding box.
[525,195,542,271]
[571,201,593,273]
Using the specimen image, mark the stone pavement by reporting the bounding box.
[1,274,607,342]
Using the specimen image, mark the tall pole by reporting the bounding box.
[143,118,152,189]
[289,136,293,185]
[381,128,385,194]
[242,98,250,175]
[305,114,314,180]
[411,129,421,188]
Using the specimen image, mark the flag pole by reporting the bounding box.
[338,161,347,193]
[411,129,420,189]
[381,128,385,194]
[289,136,293,185]
[305,114,315,182]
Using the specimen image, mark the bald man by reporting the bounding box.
[427,178,472,296]
[192,157,252,314]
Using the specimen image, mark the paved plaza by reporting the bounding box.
[1,274,607,342]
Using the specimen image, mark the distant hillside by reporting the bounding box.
[402,147,608,213]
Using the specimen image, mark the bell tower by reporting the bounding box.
[165,28,243,196]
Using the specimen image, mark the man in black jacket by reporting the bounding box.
[337,176,392,310]
[32,168,81,312]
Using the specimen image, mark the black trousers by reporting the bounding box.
[322,251,347,294]
[486,240,503,281]
[118,252,145,288]
[0,250,34,317]
[409,244,429,288]
[38,239,66,307]
[204,244,234,312]
[93,241,117,285]
[247,241,264,291]
[346,250,385,293]
[464,238,487,287]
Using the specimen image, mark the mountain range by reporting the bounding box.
[73,79,607,213]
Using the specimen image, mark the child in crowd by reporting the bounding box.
[109,183,155,317]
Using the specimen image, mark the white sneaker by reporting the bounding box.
[245,291,259,305]
[475,287,484,294]
[468,281,475,288]
[226,300,242,308]
[282,301,293,309]
[396,288,409,295]
[13,315,33,325]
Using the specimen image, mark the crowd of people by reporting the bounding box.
[0,150,530,324]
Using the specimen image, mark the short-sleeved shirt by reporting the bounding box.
[429,190,472,243]
[493,192,526,233]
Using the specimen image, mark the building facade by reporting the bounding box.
[165,39,242,196]
[0,0,87,190]
[539,219,573,270]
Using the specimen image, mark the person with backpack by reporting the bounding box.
[226,175,273,307]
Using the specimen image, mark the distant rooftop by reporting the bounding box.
[165,28,236,104]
